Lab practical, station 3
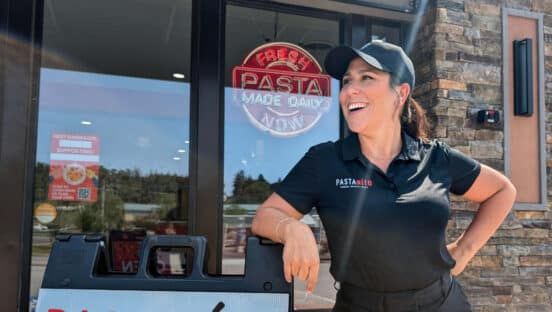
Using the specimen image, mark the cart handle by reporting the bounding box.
[136,235,207,279]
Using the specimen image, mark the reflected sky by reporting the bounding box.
[223,81,340,195]
[36,68,190,176]
[36,68,341,196]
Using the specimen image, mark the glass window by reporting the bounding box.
[30,0,192,304]
[224,4,340,309]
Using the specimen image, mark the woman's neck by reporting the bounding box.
[357,123,402,162]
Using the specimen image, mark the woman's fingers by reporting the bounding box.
[298,261,310,281]
[283,253,320,283]
[291,260,301,278]
[283,243,296,283]
[283,259,292,283]
[280,222,320,290]
[306,261,319,293]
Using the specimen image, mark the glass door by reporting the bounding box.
[224,3,341,310]
[30,0,193,307]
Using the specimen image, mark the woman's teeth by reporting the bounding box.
[348,103,367,112]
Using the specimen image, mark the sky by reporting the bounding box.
[36,68,340,196]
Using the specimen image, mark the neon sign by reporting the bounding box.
[232,42,332,137]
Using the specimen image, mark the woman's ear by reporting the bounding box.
[399,83,410,105]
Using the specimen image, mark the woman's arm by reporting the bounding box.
[448,164,517,276]
[252,193,320,293]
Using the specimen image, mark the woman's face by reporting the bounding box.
[339,57,401,134]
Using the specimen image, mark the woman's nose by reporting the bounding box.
[345,83,360,95]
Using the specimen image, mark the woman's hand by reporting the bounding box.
[251,193,320,293]
[447,242,474,276]
[281,220,320,293]
[449,165,516,276]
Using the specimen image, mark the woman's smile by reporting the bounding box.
[347,102,368,112]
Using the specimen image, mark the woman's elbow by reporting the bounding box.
[508,180,517,200]
[251,213,260,235]
[508,181,517,197]
[251,206,267,235]
[502,178,517,208]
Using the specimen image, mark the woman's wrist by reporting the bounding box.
[455,237,478,260]
[280,218,309,244]
[275,217,296,243]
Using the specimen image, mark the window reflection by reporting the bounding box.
[31,69,190,295]
[31,0,192,308]
[224,4,340,309]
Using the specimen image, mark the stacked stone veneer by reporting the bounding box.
[409,0,552,311]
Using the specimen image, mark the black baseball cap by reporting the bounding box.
[324,40,415,96]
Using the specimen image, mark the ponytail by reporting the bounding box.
[400,97,431,143]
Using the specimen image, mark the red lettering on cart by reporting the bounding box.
[48,309,64,312]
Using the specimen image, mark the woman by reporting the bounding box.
[251,40,516,311]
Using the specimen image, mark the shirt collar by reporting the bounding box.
[341,130,422,162]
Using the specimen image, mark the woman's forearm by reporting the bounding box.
[455,182,517,258]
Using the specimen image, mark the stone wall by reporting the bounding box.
[410,0,552,311]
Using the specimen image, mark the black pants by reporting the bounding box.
[332,274,471,312]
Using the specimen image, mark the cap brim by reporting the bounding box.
[324,46,388,80]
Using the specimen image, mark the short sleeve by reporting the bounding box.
[441,143,481,195]
[272,146,321,215]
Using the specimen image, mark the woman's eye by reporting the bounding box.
[361,75,372,80]
[342,79,350,85]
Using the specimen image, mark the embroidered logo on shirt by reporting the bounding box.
[336,178,373,189]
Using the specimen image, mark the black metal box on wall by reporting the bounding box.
[513,38,533,116]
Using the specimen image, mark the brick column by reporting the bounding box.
[410,1,552,310]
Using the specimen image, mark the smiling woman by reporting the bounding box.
[252,40,516,312]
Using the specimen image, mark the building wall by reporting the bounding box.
[411,0,551,310]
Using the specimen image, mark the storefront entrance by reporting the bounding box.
[0,1,411,311]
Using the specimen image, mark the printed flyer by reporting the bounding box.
[47,133,100,202]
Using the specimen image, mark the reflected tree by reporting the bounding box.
[228,170,272,203]
[79,190,124,232]
[33,162,189,233]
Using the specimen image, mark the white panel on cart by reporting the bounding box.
[36,289,289,312]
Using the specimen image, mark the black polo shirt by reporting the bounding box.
[273,131,481,292]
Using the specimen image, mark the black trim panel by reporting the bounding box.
[190,0,226,274]
[0,0,42,311]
